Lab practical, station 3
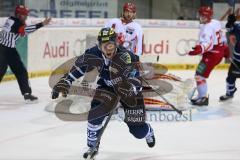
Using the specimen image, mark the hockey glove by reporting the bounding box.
[226,14,236,28]
[117,33,125,45]
[51,78,71,99]
[188,45,202,55]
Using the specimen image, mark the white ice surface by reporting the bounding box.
[0,70,240,160]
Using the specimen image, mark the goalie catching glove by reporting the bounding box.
[51,78,71,99]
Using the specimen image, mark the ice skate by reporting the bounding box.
[24,93,38,103]
[83,146,99,160]
[191,96,208,106]
[219,88,237,101]
[145,125,155,148]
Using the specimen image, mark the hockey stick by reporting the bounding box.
[156,54,160,62]
[233,0,236,14]
[96,106,118,145]
[140,77,182,115]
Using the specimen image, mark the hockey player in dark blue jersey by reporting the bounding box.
[220,14,240,101]
[51,27,155,159]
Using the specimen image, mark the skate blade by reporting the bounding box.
[86,155,95,160]
[187,101,208,111]
[196,106,208,112]
[219,98,233,102]
[25,99,39,104]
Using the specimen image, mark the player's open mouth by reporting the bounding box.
[106,53,112,57]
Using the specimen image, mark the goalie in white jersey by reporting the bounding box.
[105,2,143,56]
[188,6,229,106]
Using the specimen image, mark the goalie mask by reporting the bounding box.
[98,27,117,59]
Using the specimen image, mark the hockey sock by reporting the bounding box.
[145,123,154,138]
[87,122,102,147]
[195,75,207,98]
[226,76,237,96]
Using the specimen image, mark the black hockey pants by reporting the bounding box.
[0,44,31,95]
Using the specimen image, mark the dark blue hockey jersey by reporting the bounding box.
[65,45,139,87]
[229,23,240,64]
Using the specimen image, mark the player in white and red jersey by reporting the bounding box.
[188,6,230,106]
[105,2,143,56]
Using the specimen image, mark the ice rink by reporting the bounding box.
[0,70,240,160]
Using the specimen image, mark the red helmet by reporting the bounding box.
[198,6,213,21]
[123,2,136,13]
[15,5,29,16]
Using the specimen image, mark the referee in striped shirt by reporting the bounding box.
[0,5,51,102]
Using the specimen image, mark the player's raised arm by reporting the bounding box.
[0,5,52,103]
[13,5,52,36]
